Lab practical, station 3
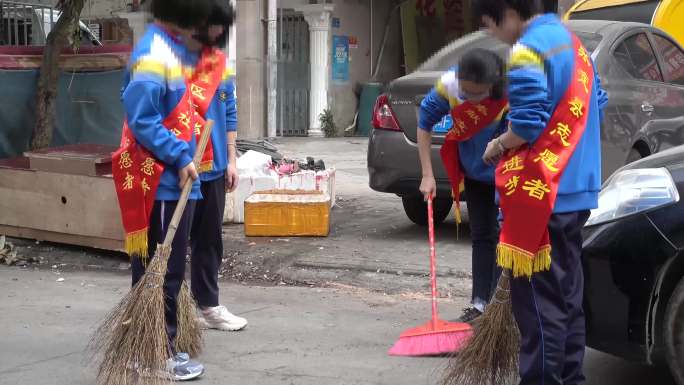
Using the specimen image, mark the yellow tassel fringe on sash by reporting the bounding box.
[452,185,464,240]
[124,162,212,261]
[198,161,214,173]
[125,229,149,260]
[497,243,552,278]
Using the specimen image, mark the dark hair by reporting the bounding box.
[458,49,506,100]
[149,0,212,29]
[208,0,236,27]
[207,0,236,48]
[472,0,543,25]
[191,0,236,48]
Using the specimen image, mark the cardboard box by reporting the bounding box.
[244,190,330,237]
[224,168,336,224]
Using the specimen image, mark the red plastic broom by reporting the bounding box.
[389,196,472,356]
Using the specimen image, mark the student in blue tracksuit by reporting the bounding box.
[121,0,211,380]
[417,49,507,323]
[475,1,608,384]
[184,0,249,333]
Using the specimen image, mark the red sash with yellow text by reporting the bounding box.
[189,48,226,173]
[440,98,507,217]
[495,34,594,278]
[112,50,224,258]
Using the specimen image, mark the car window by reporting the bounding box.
[651,34,684,86]
[613,33,663,82]
[418,32,508,72]
[574,31,602,54]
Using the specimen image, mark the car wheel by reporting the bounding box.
[401,196,452,226]
[625,148,643,165]
[665,278,684,385]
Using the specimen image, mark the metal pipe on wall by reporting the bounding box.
[227,0,236,73]
[370,0,373,77]
[267,0,278,138]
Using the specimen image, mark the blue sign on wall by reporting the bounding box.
[332,35,349,84]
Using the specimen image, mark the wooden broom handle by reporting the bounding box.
[162,119,214,247]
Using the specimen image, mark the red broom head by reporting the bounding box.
[389,319,472,357]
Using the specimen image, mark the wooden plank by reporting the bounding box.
[24,144,115,164]
[0,168,124,241]
[0,157,30,170]
[24,144,116,176]
[0,225,124,252]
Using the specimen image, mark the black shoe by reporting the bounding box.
[456,307,483,324]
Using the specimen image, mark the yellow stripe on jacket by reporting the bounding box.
[509,43,544,71]
[131,58,184,81]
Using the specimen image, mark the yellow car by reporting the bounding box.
[564,0,684,46]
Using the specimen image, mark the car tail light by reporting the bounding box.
[372,94,401,131]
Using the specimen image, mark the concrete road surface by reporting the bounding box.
[0,268,674,385]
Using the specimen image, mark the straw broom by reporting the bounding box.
[441,270,520,385]
[175,281,203,357]
[92,120,214,385]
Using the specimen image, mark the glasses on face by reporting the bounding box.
[458,88,491,103]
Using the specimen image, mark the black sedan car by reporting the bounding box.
[583,145,684,384]
[368,20,684,225]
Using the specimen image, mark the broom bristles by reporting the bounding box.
[175,281,203,357]
[389,330,471,357]
[441,271,520,385]
[90,252,173,385]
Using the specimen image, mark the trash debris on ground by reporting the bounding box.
[235,139,282,162]
[224,149,336,224]
[0,235,39,266]
[0,235,17,265]
[275,157,326,175]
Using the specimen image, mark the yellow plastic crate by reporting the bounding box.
[244,190,330,237]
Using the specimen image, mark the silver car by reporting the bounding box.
[368,20,684,225]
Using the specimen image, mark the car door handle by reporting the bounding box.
[641,102,655,114]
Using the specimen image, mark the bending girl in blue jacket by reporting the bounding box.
[417,49,508,323]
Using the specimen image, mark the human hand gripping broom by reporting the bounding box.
[388,196,472,356]
[91,120,214,385]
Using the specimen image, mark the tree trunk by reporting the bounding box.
[30,0,86,150]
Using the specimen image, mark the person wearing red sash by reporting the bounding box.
[417,49,508,323]
[111,0,213,380]
[474,1,608,384]
[184,0,249,332]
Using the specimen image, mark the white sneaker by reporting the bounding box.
[198,305,248,331]
[164,353,204,381]
[130,353,203,381]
